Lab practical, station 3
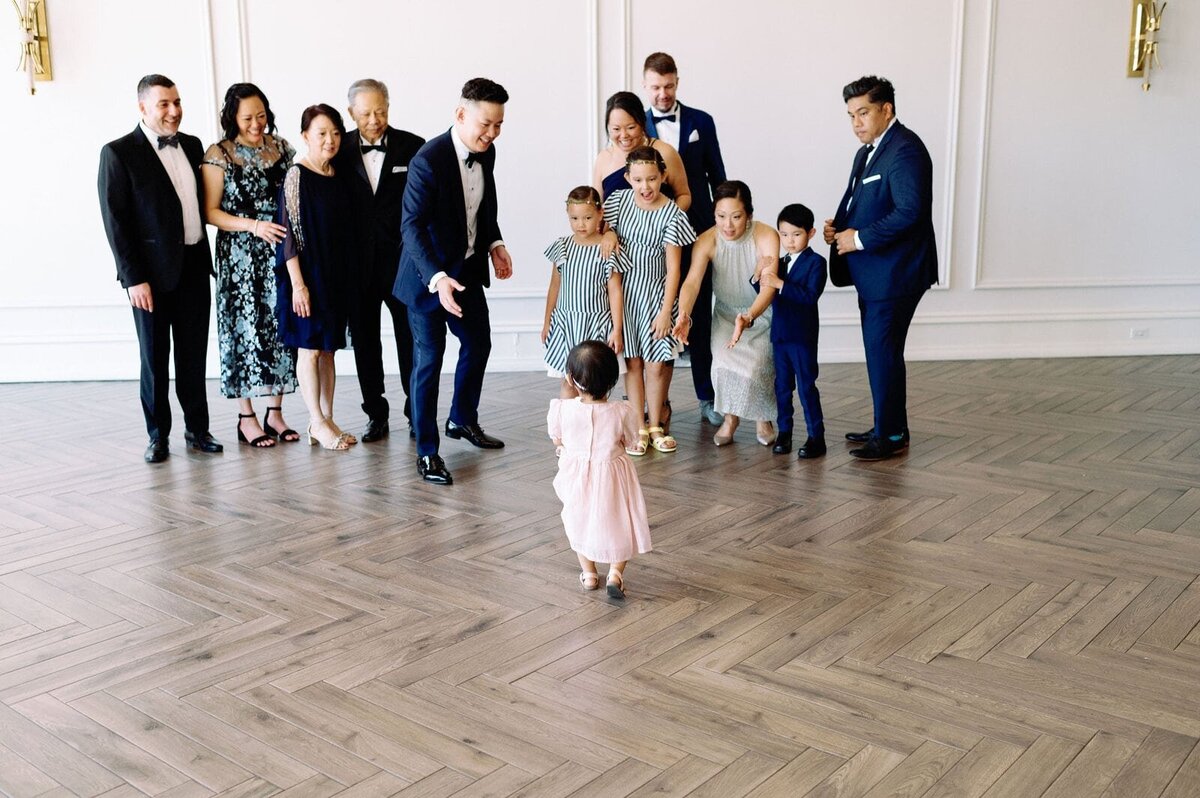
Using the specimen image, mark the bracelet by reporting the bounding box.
[252,220,259,235]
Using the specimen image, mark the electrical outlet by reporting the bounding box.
[1130,327,1150,339]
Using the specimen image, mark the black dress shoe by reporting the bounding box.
[772,431,793,454]
[184,431,224,453]
[362,418,389,443]
[145,438,169,463]
[797,436,827,459]
[444,420,504,449]
[849,436,903,461]
[845,428,910,447]
[417,454,453,485]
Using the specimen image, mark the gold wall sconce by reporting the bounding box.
[12,0,51,95]
[1128,1,1166,91]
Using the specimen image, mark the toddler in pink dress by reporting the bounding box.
[547,341,651,599]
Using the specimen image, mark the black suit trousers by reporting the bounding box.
[132,244,212,440]
[681,242,715,402]
[349,260,413,424]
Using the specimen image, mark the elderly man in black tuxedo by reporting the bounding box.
[98,74,222,463]
[334,78,425,443]
[394,78,513,485]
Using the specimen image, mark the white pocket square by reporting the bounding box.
[393,166,407,173]
[688,129,700,143]
[862,174,881,184]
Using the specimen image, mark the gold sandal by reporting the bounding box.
[648,426,676,453]
[626,428,649,457]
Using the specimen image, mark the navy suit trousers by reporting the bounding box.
[773,341,823,438]
[407,275,491,457]
[858,292,923,439]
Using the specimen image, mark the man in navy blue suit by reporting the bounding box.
[394,78,512,485]
[643,52,727,427]
[824,76,937,460]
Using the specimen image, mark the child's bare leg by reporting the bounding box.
[625,359,646,426]
[577,553,600,590]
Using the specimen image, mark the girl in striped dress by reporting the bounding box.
[541,187,628,400]
[602,146,696,455]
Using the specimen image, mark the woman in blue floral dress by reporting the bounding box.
[202,83,299,447]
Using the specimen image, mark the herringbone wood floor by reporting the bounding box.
[1,355,1199,797]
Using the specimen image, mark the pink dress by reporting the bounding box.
[548,398,652,563]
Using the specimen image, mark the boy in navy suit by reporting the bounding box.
[761,204,826,459]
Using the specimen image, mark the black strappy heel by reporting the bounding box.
[263,406,300,442]
[237,412,274,448]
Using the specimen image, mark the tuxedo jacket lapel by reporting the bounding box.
[344,131,371,187]
[131,126,182,214]
[676,104,695,155]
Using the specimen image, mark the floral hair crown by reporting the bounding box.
[566,197,601,207]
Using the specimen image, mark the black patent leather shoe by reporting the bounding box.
[417,454,453,485]
[849,437,903,461]
[184,431,224,453]
[797,436,827,459]
[362,418,389,443]
[771,431,793,455]
[444,420,504,449]
[845,428,909,448]
[145,438,169,463]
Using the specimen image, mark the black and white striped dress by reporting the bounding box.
[543,236,631,373]
[602,189,697,362]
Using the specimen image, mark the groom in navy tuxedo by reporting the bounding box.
[394,78,512,485]
[825,76,938,460]
[643,52,727,427]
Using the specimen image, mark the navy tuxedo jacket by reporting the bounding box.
[334,126,425,283]
[394,129,502,312]
[97,126,213,291]
[830,121,937,301]
[645,103,726,232]
[770,248,826,344]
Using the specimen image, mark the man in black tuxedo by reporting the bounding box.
[394,78,513,485]
[642,52,728,427]
[335,79,425,443]
[98,74,222,463]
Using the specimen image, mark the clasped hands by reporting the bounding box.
[436,245,513,318]
[823,218,860,255]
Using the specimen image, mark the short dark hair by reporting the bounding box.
[219,83,276,143]
[713,180,753,217]
[643,52,677,76]
[461,77,509,105]
[625,145,665,174]
[300,103,345,134]
[566,185,601,208]
[777,203,815,231]
[842,75,896,109]
[137,74,174,99]
[566,341,620,399]
[605,91,646,131]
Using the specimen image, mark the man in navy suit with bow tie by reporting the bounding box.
[394,78,512,485]
[98,74,221,463]
[825,75,938,460]
[643,51,727,427]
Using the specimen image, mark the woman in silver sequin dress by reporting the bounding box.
[675,181,780,446]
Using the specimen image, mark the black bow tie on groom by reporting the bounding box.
[464,151,483,168]
[157,134,179,150]
[360,144,385,154]
[652,113,676,123]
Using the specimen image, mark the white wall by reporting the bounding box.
[1,0,1195,382]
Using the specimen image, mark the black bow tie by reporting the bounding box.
[465,151,483,168]
[360,144,385,154]
[653,113,676,123]
[157,135,179,150]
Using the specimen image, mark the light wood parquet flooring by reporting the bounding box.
[1,355,1199,796]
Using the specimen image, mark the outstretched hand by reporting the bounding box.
[671,314,692,345]
[728,312,753,348]
[436,276,466,318]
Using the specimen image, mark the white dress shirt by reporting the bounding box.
[428,128,503,292]
[360,134,386,194]
[141,121,203,245]
[649,102,681,151]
